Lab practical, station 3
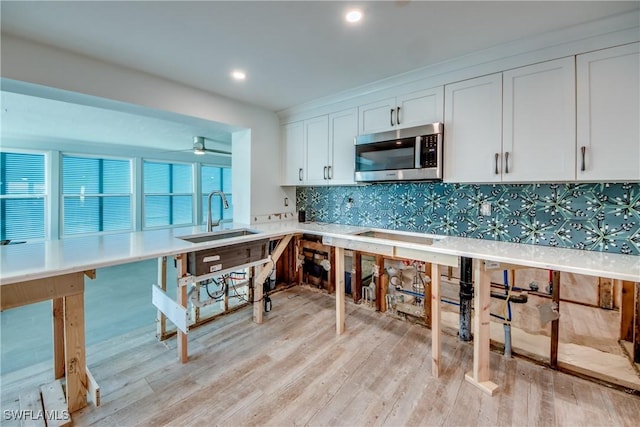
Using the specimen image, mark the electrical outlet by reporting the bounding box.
[480,202,492,216]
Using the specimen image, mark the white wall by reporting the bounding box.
[0,34,294,224]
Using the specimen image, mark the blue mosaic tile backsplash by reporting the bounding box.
[296,182,640,255]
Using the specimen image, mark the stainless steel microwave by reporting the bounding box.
[354,123,443,182]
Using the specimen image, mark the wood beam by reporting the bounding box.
[335,247,346,334]
[599,277,614,309]
[52,298,65,379]
[550,270,561,369]
[63,292,87,412]
[431,263,441,378]
[634,282,640,364]
[175,254,188,363]
[621,280,635,341]
[156,256,168,340]
[353,252,362,303]
[1,272,85,310]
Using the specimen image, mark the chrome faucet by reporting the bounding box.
[207,190,229,232]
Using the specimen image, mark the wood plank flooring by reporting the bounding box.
[1,286,639,426]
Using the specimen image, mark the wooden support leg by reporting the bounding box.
[335,247,345,334]
[175,254,188,363]
[53,297,65,379]
[634,282,640,363]
[64,291,87,412]
[424,262,432,328]
[465,261,499,396]
[621,280,635,341]
[353,252,362,303]
[550,270,561,369]
[253,266,264,324]
[599,277,614,309]
[375,255,384,311]
[431,263,441,378]
[156,256,168,340]
[328,247,336,294]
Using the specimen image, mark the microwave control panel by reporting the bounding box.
[422,134,439,167]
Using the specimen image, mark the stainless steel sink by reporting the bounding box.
[353,230,438,245]
[178,228,259,244]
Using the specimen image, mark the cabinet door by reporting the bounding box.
[282,121,305,185]
[358,97,396,135]
[304,115,330,185]
[396,86,444,129]
[328,108,357,185]
[577,43,640,182]
[444,74,502,183]
[503,57,576,182]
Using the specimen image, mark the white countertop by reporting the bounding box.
[1,221,638,285]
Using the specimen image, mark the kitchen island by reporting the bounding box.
[1,221,638,411]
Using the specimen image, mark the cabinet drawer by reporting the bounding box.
[187,239,269,276]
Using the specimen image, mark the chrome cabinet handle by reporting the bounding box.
[298,168,303,181]
[504,152,510,174]
[494,153,499,175]
[323,166,328,179]
[396,107,401,125]
[580,146,586,172]
[390,109,395,127]
[328,166,332,179]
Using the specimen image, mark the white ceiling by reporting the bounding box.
[1,1,638,151]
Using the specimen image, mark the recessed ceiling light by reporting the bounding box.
[345,9,363,23]
[231,70,246,81]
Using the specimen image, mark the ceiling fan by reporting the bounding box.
[192,136,232,156]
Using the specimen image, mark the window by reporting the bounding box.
[0,151,46,241]
[62,155,132,235]
[143,161,193,228]
[201,165,232,224]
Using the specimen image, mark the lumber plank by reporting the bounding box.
[156,256,168,340]
[635,281,640,363]
[1,272,84,310]
[63,291,87,413]
[335,247,345,334]
[599,277,614,309]
[353,251,362,302]
[550,270,561,369]
[465,260,499,395]
[52,297,65,379]
[18,390,45,427]
[620,280,634,341]
[175,254,188,363]
[431,263,441,377]
[40,381,71,427]
[253,265,264,324]
[86,367,101,407]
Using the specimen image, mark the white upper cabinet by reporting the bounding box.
[328,108,357,185]
[444,73,503,183]
[282,109,357,186]
[576,42,640,182]
[358,86,443,135]
[282,121,305,185]
[502,57,576,182]
[304,115,330,185]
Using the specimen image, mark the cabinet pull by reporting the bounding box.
[396,107,401,125]
[328,165,332,179]
[580,146,586,172]
[494,153,499,175]
[323,166,328,179]
[390,109,395,127]
[298,168,303,181]
[504,152,510,174]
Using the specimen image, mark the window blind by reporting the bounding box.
[143,161,193,227]
[0,152,46,240]
[201,165,233,222]
[62,155,132,235]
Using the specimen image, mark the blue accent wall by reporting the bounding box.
[297,182,640,255]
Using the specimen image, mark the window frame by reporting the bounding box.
[200,163,233,226]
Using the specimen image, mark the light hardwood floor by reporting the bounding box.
[2,286,639,426]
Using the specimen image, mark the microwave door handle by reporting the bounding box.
[415,136,421,169]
